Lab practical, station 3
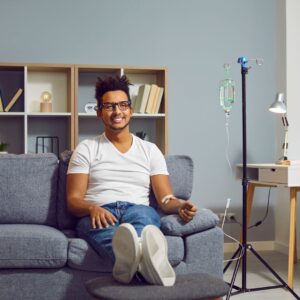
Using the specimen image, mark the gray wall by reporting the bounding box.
[0,0,283,241]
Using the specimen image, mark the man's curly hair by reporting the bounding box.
[95,75,131,108]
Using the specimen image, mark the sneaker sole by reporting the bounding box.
[112,223,140,284]
[141,225,176,286]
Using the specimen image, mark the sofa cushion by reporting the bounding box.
[0,153,58,226]
[67,235,184,272]
[165,235,184,266]
[160,208,219,236]
[68,238,112,272]
[57,150,78,229]
[0,224,68,268]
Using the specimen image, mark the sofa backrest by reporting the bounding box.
[57,150,77,229]
[149,155,194,208]
[165,155,193,200]
[0,153,58,226]
[57,151,194,230]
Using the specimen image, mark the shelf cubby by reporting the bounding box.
[0,65,25,113]
[74,65,168,153]
[27,115,71,155]
[0,115,25,153]
[26,65,73,113]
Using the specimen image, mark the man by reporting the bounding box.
[66,75,197,286]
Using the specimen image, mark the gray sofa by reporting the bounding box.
[0,152,223,300]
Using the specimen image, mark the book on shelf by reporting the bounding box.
[0,90,3,112]
[152,87,164,114]
[129,84,141,108]
[134,84,151,113]
[145,84,159,113]
[4,88,23,112]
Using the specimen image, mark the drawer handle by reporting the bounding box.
[270,168,276,172]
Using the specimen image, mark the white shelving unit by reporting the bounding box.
[0,63,167,154]
[0,63,74,154]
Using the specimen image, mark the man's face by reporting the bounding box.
[97,90,133,132]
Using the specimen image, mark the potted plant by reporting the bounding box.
[0,142,8,154]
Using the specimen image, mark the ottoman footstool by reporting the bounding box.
[85,273,229,300]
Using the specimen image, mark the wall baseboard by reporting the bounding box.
[274,241,288,255]
[224,241,275,253]
[225,241,300,258]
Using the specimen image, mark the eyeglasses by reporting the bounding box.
[99,100,131,112]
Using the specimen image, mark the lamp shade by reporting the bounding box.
[269,92,287,114]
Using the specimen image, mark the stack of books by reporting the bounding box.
[133,84,164,114]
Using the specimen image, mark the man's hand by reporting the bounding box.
[178,201,197,223]
[89,205,118,229]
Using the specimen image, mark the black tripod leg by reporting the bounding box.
[224,246,241,273]
[226,246,244,300]
[249,245,300,300]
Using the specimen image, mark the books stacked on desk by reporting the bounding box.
[133,84,164,114]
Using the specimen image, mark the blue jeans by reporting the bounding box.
[76,201,161,268]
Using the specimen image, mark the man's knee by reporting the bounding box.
[125,205,160,226]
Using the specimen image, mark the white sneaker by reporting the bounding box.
[139,225,176,286]
[112,223,141,284]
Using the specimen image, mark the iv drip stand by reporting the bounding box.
[224,56,300,300]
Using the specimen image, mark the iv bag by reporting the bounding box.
[220,64,235,114]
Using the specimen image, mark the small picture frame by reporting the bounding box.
[85,102,97,113]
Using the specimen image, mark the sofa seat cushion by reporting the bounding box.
[68,238,112,272]
[160,208,219,236]
[68,235,184,272]
[0,224,68,268]
[165,235,184,266]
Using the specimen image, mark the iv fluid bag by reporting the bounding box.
[220,78,235,114]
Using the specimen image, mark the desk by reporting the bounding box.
[237,163,300,289]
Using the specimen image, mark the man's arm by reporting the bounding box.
[150,174,197,222]
[66,173,117,228]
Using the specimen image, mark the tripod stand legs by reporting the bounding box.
[225,244,300,299]
[249,245,300,299]
[225,245,244,300]
[246,183,298,288]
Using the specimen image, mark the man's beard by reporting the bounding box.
[102,117,130,132]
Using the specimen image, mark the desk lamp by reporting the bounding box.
[269,92,289,164]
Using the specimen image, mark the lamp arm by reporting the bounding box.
[283,127,288,159]
[282,114,289,127]
[282,114,289,160]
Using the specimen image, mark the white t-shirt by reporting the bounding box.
[67,133,168,206]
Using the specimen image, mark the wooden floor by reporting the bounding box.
[223,250,300,299]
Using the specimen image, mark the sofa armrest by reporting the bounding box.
[160,208,219,237]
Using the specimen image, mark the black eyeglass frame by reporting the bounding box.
[95,100,132,111]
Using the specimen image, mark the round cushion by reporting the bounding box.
[85,273,229,300]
